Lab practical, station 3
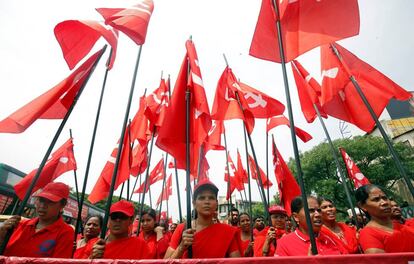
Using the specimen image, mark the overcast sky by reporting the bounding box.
[0,0,413,221]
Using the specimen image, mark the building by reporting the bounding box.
[217,194,261,222]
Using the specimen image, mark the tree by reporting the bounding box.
[288,135,414,215]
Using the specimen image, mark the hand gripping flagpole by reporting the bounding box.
[271,0,318,254]
[100,45,143,238]
[330,43,414,199]
[0,46,107,255]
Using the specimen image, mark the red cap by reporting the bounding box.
[34,182,70,202]
[193,178,219,199]
[110,200,135,217]
[268,205,287,216]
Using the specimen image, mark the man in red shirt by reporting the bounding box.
[88,200,150,259]
[0,182,74,258]
[275,196,342,256]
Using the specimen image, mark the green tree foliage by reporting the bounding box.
[287,135,414,215]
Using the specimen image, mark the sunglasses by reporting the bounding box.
[110,213,130,220]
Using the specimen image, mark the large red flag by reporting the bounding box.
[272,138,300,215]
[14,139,77,200]
[88,126,132,204]
[145,79,170,129]
[291,60,327,123]
[156,174,172,206]
[0,48,105,133]
[249,0,360,63]
[134,157,165,193]
[156,40,211,176]
[54,20,118,70]
[320,43,413,132]
[205,120,225,152]
[248,155,272,189]
[96,0,154,45]
[266,115,312,143]
[339,148,370,189]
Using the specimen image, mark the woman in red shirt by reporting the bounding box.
[356,184,414,253]
[239,213,253,257]
[318,197,359,254]
[73,215,102,258]
[138,208,170,258]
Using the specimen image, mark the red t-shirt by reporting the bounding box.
[138,232,170,258]
[275,229,342,256]
[169,223,240,258]
[253,226,286,257]
[73,237,99,259]
[4,217,74,258]
[359,222,414,253]
[320,223,359,254]
[103,236,150,259]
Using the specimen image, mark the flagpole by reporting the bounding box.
[330,43,414,199]
[266,131,270,205]
[313,104,360,228]
[127,118,133,201]
[69,129,81,209]
[196,144,205,183]
[72,47,111,252]
[119,182,125,201]
[242,124,254,241]
[223,129,233,210]
[185,38,193,258]
[271,0,318,254]
[137,128,156,234]
[129,164,142,200]
[100,45,143,238]
[0,46,106,255]
[158,154,168,216]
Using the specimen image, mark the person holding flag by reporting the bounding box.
[0,182,74,258]
[239,212,254,257]
[138,208,170,259]
[164,179,241,258]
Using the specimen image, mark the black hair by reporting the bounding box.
[317,196,334,206]
[253,215,264,222]
[239,212,250,219]
[291,195,317,214]
[60,198,68,207]
[355,184,383,205]
[85,215,103,228]
[140,208,157,220]
[228,207,239,216]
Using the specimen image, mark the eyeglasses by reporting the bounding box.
[110,213,130,220]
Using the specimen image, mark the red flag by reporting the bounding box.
[0,48,105,133]
[54,20,118,70]
[272,138,300,215]
[156,40,211,176]
[211,67,256,133]
[96,0,154,45]
[291,60,327,123]
[88,126,132,204]
[168,161,175,169]
[205,120,225,152]
[339,148,370,189]
[248,155,272,189]
[320,43,413,132]
[236,149,248,184]
[266,115,312,143]
[130,142,148,176]
[130,96,151,146]
[224,153,242,200]
[134,157,165,193]
[145,79,170,129]
[14,139,77,200]
[249,0,360,63]
[156,174,172,206]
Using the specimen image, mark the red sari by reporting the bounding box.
[138,232,170,258]
[253,226,285,256]
[359,222,414,253]
[320,222,359,254]
[169,223,240,258]
[73,237,99,259]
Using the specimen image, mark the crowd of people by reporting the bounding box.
[0,180,414,259]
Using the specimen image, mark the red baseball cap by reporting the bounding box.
[193,178,219,199]
[269,205,288,216]
[34,182,70,202]
[110,200,135,217]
